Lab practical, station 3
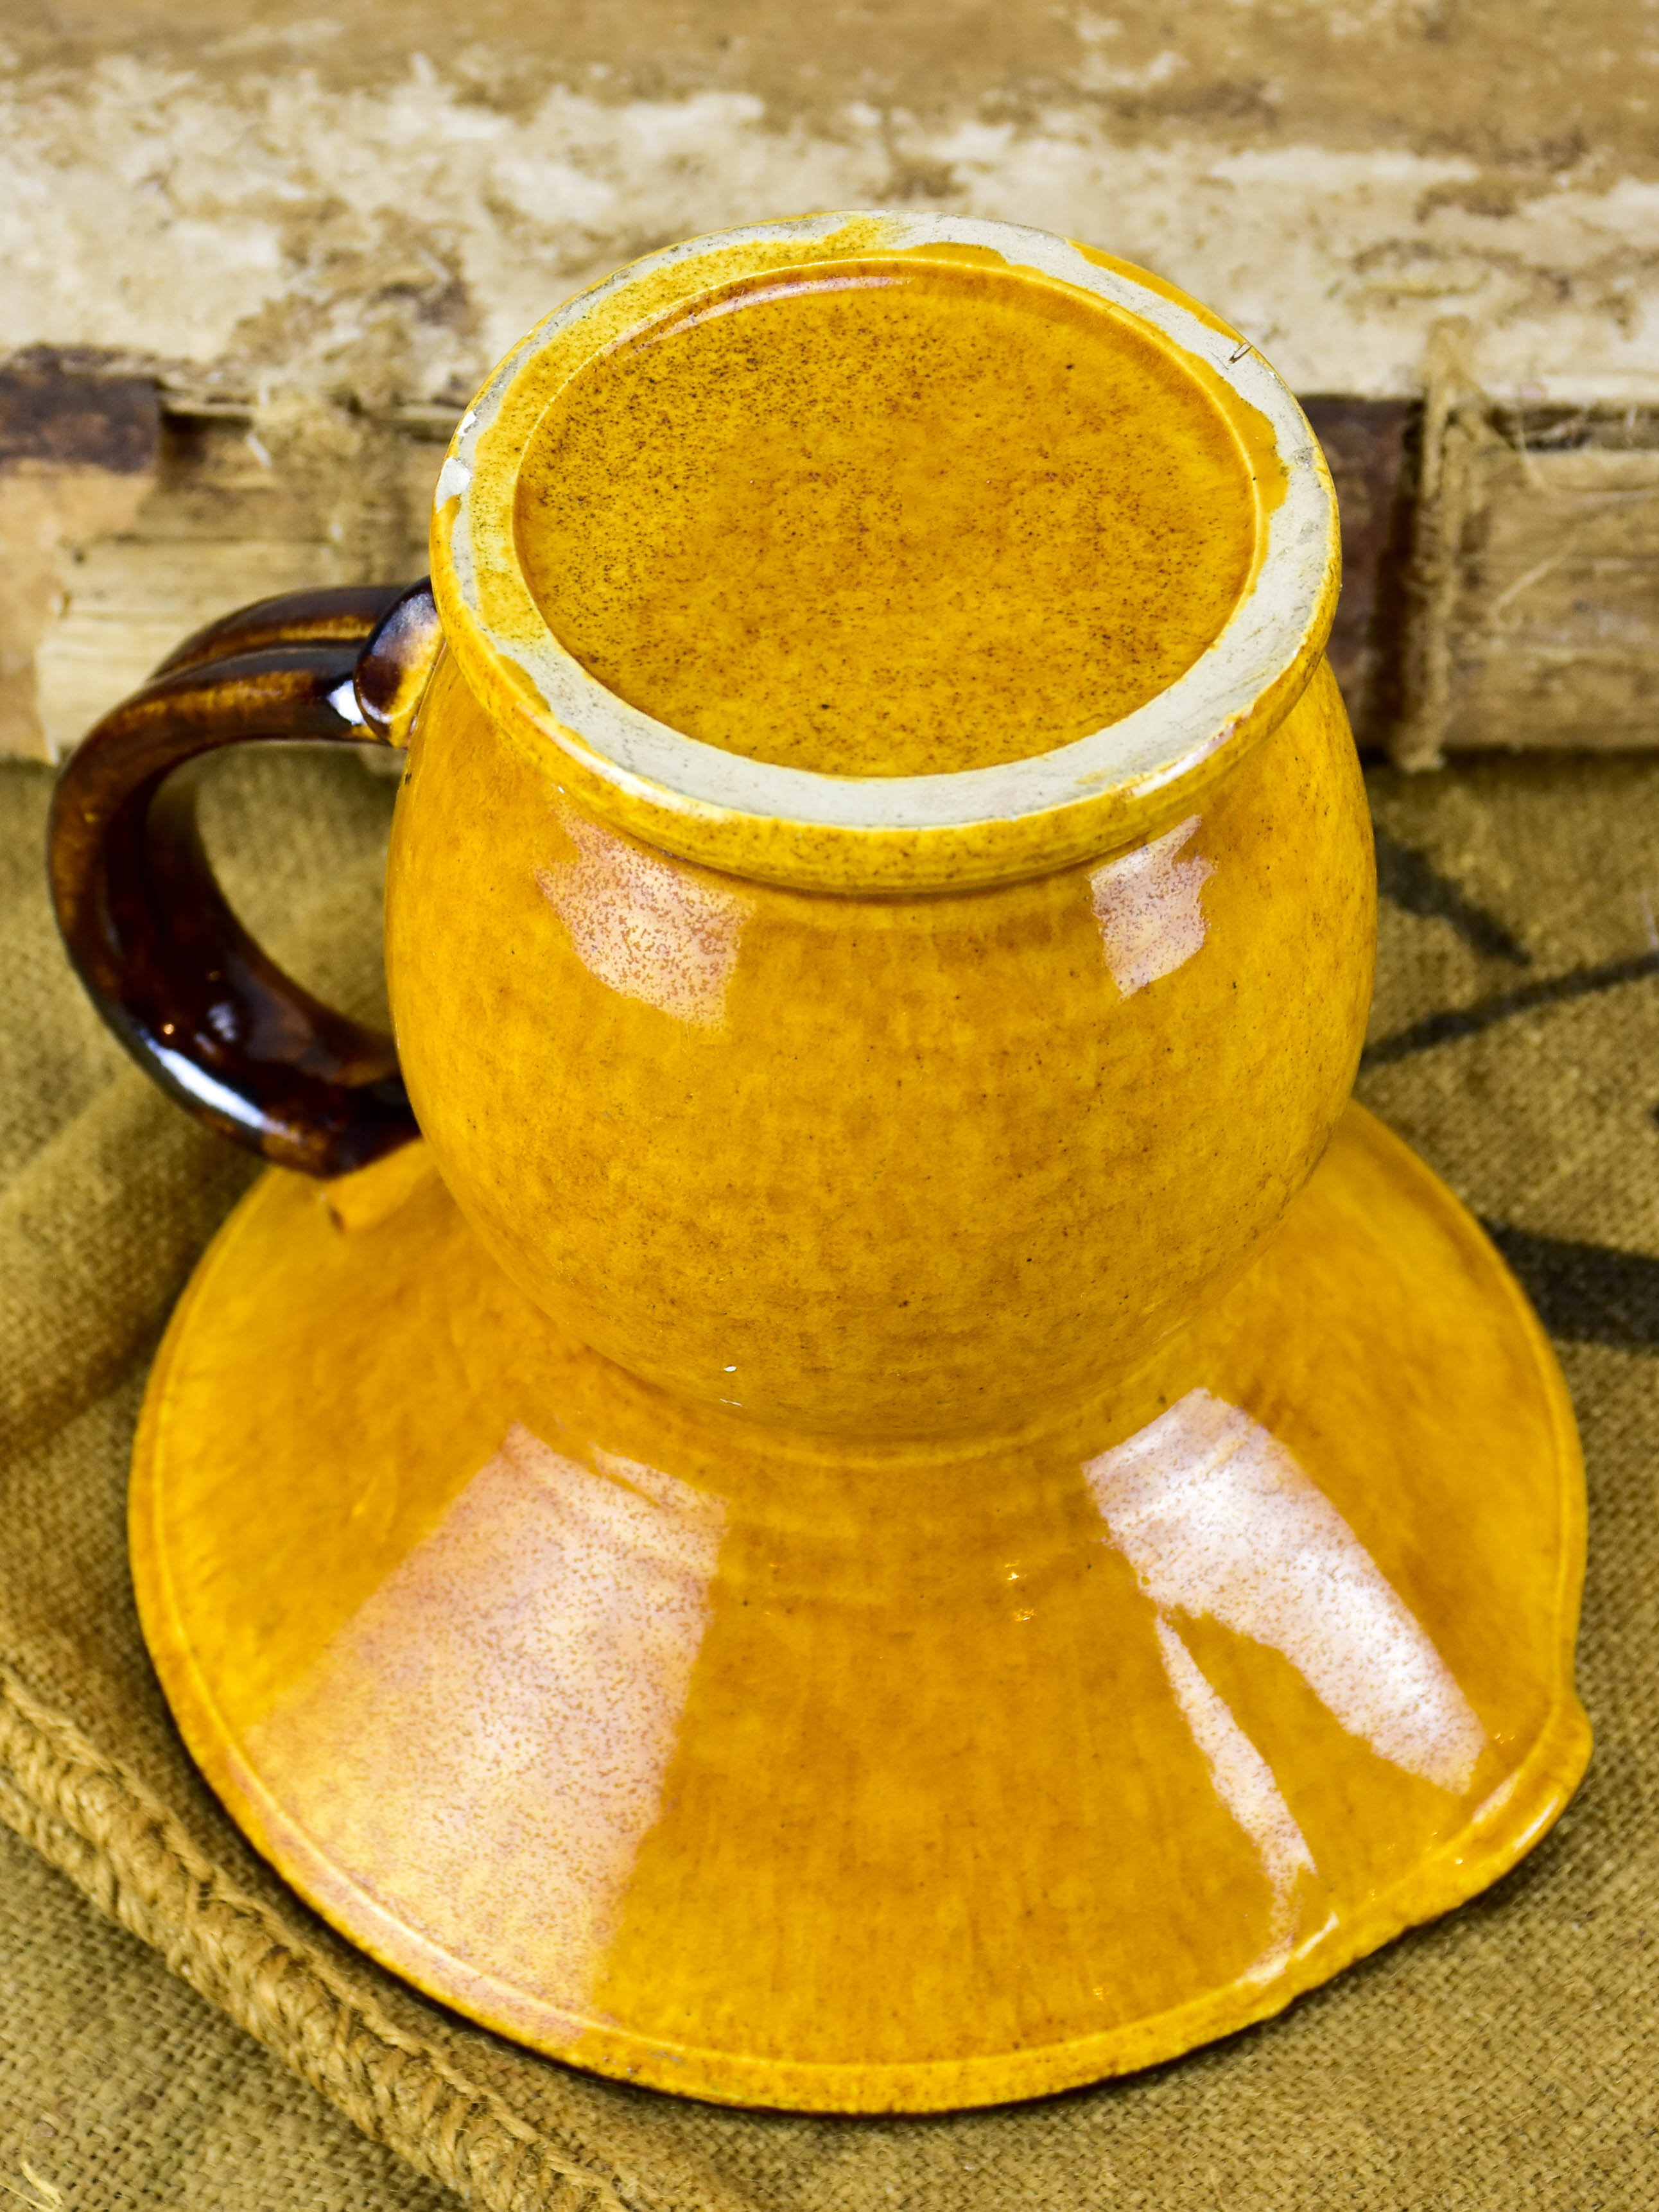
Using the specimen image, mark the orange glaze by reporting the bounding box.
[132,1106,1590,2111]
[124,214,1586,2116]
[515,259,1257,776]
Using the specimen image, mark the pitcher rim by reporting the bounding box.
[430,210,1339,894]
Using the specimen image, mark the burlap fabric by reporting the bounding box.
[3,741,1656,2208]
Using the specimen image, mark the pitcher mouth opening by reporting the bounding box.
[431,211,1339,894]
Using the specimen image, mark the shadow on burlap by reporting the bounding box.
[1,744,1656,2210]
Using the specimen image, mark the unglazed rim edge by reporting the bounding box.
[429,211,1341,890]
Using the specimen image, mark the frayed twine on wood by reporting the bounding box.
[1391,317,1502,774]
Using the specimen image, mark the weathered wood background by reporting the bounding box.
[3,0,1655,764]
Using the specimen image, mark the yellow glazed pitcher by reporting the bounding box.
[50,213,1588,2113]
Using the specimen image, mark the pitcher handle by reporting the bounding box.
[48,579,442,1178]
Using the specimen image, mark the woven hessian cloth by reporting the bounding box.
[3,742,1656,2208]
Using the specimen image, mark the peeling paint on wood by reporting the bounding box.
[3,0,1656,763]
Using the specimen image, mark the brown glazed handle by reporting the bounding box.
[49,578,442,1178]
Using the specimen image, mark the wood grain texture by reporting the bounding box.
[1442,413,1659,753]
[9,369,1657,763]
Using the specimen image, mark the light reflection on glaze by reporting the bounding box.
[1087,1389,1486,1793]
[1153,1615,1324,1978]
[536,807,749,1027]
[1088,812,1213,998]
[243,1423,723,2001]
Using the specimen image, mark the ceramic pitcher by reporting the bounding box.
[45,214,1586,2115]
[51,211,1367,1440]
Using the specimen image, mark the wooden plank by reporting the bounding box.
[1300,399,1413,745]
[5,363,1658,765]
[9,390,446,758]
[1441,416,1659,753]
[0,365,158,475]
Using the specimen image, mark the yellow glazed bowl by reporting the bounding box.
[399,209,1365,1438]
